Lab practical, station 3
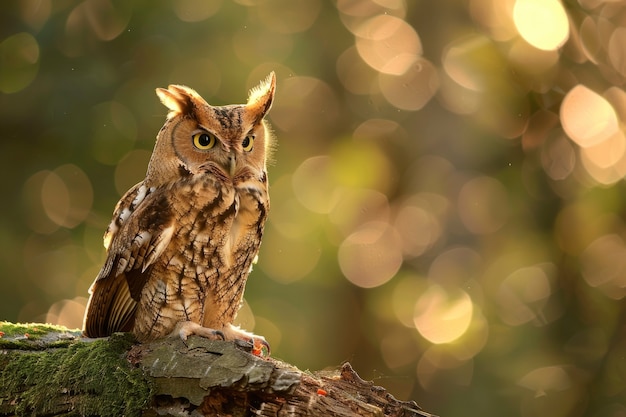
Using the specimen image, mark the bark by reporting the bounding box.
[0,322,436,417]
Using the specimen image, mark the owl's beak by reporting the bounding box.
[228,154,236,177]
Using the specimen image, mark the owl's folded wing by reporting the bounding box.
[83,184,174,338]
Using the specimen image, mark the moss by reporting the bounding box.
[0,321,82,350]
[0,330,153,417]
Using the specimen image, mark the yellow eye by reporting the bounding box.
[192,132,216,150]
[242,135,254,152]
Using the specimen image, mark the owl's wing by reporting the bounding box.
[83,183,174,338]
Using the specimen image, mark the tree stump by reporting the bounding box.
[0,321,435,417]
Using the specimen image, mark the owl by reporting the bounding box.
[83,73,276,354]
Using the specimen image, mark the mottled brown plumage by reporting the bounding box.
[83,73,276,351]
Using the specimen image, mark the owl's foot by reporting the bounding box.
[172,321,270,356]
[223,324,270,357]
[173,321,224,341]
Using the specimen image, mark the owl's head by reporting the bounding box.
[146,72,276,186]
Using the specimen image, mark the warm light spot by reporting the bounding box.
[580,131,626,169]
[336,0,407,35]
[336,46,376,95]
[267,176,319,240]
[45,297,87,329]
[292,156,341,214]
[560,85,619,148]
[270,76,339,136]
[67,0,131,41]
[354,14,422,75]
[391,275,426,328]
[442,35,502,92]
[604,87,626,123]
[508,39,560,75]
[579,146,626,186]
[513,0,569,51]
[416,346,473,391]
[19,0,52,30]
[540,134,576,181]
[338,221,403,288]
[469,0,517,42]
[379,58,439,111]
[518,366,572,395]
[457,176,510,235]
[428,247,482,286]
[40,165,93,229]
[329,188,390,237]
[172,0,221,22]
[394,204,441,258]
[608,27,626,77]
[0,32,40,93]
[497,265,553,326]
[580,234,626,300]
[437,73,482,115]
[414,285,473,344]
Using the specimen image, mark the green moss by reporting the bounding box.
[0,321,82,350]
[0,330,153,417]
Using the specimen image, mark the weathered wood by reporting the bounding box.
[0,322,435,417]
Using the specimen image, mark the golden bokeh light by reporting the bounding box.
[0,32,39,93]
[66,0,131,42]
[512,0,569,51]
[45,297,87,330]
[468,0,517,42]
[540,134,576,181]
[172,0,222,22]
[291,156,341,214]
[338,221,403,288]
[22,165,94,232]
[560,84,619,148]
[581,234,626,299]
[394,197,443,258]
[354,14,422,76]
[378,58,439,111]
[518,365,583,417]
[497,265,553,326]
[329,188,390,237]
[413,285,473,344]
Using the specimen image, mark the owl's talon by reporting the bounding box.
[173,321,224,342]
[253,337,270,357]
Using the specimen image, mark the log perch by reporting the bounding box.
[0,322,435,417]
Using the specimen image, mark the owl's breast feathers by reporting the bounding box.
[83,173,268,339]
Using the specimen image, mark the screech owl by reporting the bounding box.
[83,73,276,353]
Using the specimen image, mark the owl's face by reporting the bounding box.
[146,73,276,187]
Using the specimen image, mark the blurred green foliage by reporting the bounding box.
[2,1,626,416]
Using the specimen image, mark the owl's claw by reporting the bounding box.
[252,337,271,357]
[172,322,270,357]
[174,321,224,341]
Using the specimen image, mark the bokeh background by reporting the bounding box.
[2,0,626,415]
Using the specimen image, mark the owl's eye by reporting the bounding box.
[242,135,254,152]
[192,132,216,150]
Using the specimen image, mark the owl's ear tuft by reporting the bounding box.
[156,85,201,119]
[246,72,276,123]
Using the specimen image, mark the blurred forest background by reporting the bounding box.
[2,0,626,416]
